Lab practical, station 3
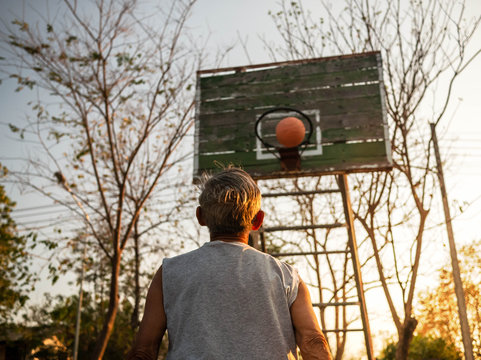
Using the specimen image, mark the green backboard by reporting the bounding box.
[194,52,392,181]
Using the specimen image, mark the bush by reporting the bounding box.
[378,335,461,360]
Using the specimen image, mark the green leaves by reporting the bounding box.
[379,335,461,360]
[65,35,77,45]
[75,147,90,160]
[11,19,29,32]
[41,239,59,251]
[90,51,101,60]
[8,123,20,133]
[116,52,132,66]
[130,78,145,85]
[0,181,38,319]
[8,123,25,139]
[49,130,66,143]
[48,71,62,83]
[9,73,37,91]
[48,264,59,285]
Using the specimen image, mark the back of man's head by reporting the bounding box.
[198,167,261,234]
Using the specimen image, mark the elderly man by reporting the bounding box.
[128,167,332,360]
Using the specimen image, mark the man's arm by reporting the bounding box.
[290,279,332,360]
[127,266,167,360]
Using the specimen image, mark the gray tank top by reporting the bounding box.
[162,241,299,360]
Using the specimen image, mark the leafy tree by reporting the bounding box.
[379,335,461,360]
[14,292,145,359]
[0,164,37,321]
[416,241,481,358]
[0,0,206,356]
[266,1,481,358]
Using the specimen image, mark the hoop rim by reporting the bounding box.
[255,107,314,154]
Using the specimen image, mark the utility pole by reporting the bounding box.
[57,176,89,360]
[73,242,87,360]
[430,123,474,360]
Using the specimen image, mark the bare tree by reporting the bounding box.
[266,0,481,358]
[0,0,205,357]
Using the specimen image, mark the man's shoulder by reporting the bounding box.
[163,245,205,264]
[163,241,297,273]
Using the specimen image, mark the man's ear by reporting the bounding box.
[251,210,264,231]
[196,206,206,226]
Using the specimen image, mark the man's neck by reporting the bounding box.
[210,232,249,244]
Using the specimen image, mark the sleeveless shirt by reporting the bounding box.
[162,241,299,360]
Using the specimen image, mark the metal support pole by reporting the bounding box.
[264,223,345,232]
[430,123,474,360]
[338,174,374,360]
[248,231,260,250]
[262,189,340,197]
[260,230,266,253]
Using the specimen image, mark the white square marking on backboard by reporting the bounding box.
[256,109,322,160]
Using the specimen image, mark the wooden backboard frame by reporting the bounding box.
[194,52,392,181]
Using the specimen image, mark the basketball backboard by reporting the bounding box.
[194,52,392,181]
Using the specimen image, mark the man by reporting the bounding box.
[128,167,332,360]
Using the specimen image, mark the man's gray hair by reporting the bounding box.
[198,167,261,234]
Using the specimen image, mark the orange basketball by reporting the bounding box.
[275,117,306,148]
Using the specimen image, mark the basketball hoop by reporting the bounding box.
[255,107,313,171]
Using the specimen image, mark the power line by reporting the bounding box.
[449,154,481,158]
[12,204,66,213]
[441,138,481,142]
[16,216,75,226]
[13,208,68,219]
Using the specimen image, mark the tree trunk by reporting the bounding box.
[92,252,121,359]
[395,317,418,360]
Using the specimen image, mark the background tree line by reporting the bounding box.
[1,0,480,359]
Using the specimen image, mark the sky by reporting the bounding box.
[1,0,480,241]
[0,0,480,355]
